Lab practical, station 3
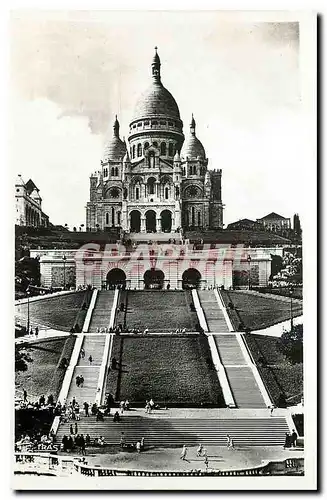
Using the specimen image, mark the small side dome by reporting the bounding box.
[16,174,25,187]
[103,116,126,161]
[181,115,206,160]
[174,151,181,161]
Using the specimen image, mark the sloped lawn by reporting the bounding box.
[15,336,76,401]
[244,334,303,407]
[124,291,199,332]
[106,335,225,407]
[221,290,302,331]
[15,291,89,332]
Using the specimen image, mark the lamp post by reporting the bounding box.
[289,286,294,332]
[247,255,252,290]
[26,289,30,335]
[63,255,67,290]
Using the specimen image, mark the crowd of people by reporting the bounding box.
[283,430,298,449]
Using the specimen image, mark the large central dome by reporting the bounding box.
[132,48,181,122]
[133,81,180,121]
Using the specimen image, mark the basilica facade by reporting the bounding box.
[86,48,223,234]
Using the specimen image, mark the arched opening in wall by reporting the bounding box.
[145,210,156,233]
[161,210,172,233]
[191,207,195,226]
[148,151,155,168]
[144,142,149,153]
[165,187,169,200]
[168,143,174,156]
[135,187,140,200]
[130,210,141,233]
[111,207,115,227]
[143,269,165,289]
[106,268,126,290]
[182,268,202,289]
[137,144,142,157]
[197,212,201,227]
[160,142,167,155]
[147,177,156,195]
[105,212,109,226]
[132,145,136,159]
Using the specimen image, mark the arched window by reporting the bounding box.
[168,143,174,156]
[115,167,119,176]
[147,177,156,195]
[111,207,115,227]
[165,187,169,200]
[136,187,140,200]
[111,167,115,176]
[191,207,195,226]
[117,211,121,225]
[149,151,155,169]
[153,141,158,148]
[106,213,109,225]
[160,142,167,155]
[137,144,142,157]
[132,145,136,159]
[104,168,108,177]
[198,212,201,227]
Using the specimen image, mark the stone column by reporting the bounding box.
[156,217,161,233]
[140,217,146,233]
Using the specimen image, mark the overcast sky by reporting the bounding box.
[10,10,305,227]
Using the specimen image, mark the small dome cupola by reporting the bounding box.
[152,46,161,82]
[103,115,126,161]
[181,114,206,160]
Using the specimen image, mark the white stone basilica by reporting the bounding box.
[86,48,223,234]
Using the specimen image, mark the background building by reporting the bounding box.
[15,175,49,228]
[256,212,291,234]
[86,49,223,233]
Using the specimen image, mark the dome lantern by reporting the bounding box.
[152,46,161,82]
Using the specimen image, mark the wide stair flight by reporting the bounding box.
[198,290,229,332]
[214,335,266,409]
[64,335,106,405]
[88,291,115,333]
[56,415,289,447]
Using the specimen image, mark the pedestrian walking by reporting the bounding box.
[23,389,27,402]
[180,445,188,460]
[270,406,274,417]
[70,424,74,435]
[88,355,93,365]
[226,434,231,448]
[120,432,125,449]
[291,429,298,448]
[84,401,89,417]
[141,437,145,451]
[80,434,86,455]
[80,348,85,359]
[120,401,125,414]
[284,432,291,449]
[80,375,84,387]
[197,444,203,457]
[204,455,209,470]
[76,375,80,387]
[35,326,39,338]
[74,422,78,435]
[136,441,141,453]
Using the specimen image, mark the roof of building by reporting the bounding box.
[181,115,206,160]
[258,212,288,220]
[16,174,25,187]
[25,179,39,194]
[132,48,181,122]
[103,116,126,161]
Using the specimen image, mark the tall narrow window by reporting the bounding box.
[165,187,169,200]
[117,211,121,225]
[168,143,174,156]
[149,151,155,169]
[132,145,136,159]
[115,167,119,176]
[136,187,140,200]
[111,167,115,176]
[160,142,167,155]
[106,213,109,225]
[111,207,115,227]
[137,144,142,157]
[198,212,201,227]
[191,207,195,226]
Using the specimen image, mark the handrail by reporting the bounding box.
[14,452,304,477]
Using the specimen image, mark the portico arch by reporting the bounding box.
[144,269,165,289]
[106,268,126,289]
[130,210,141,232]
[161,210,172,232]
[182,268,202,289]
[145,210,156,233]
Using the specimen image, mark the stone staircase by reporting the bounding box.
[65,335,106,405]
[198,290,229,332]
[213,335,266,409]
[56,415,289,447]
[88,291,115,332]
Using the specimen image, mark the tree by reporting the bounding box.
[15,345,33,372]
[280,324,303,364]
[73,227,77,232]
[270,254,283,280]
